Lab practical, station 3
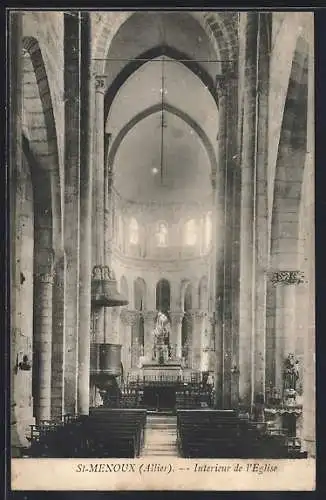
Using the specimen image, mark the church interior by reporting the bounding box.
[10,10,315,459]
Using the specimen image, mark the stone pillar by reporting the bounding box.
[201,319,210,371]
[51,253,66,419]
[238,13,259,409]
[271,271,302,391]
[130,311,141,368]
[190,310,205,371]
[301,29,315,456]
[183,313,192,368]
[104,142,116,344]
[78,14,92,415]
[10,12,31,455]
[120,309,133,374]
[92,75,107,344]
[63,13,82,414]
[142,311,156,359]
[170,311,183,359]
[214,76,227,407]
[253,13,270,403]
[34,269,55,422]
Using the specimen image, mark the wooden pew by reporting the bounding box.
[177,410,292,458]
[25,409,147,458]
[80,408,147,457]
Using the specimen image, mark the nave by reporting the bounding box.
[10,10,315,460]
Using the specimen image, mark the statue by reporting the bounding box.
[153,311,171,364]
[156,223,168,247]
[283,354,300,404]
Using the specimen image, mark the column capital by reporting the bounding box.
[92,264,115,281]
[34,271,55,284]
[120,309,139,326]
[94,75,107,93]
[188,309,206,320]
[170,311,184,326]
[142,310,156,324]
[269,270,306,287]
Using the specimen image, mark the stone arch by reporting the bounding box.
[270,36,308,268]
[267,15,310,222]
[104,45,219,119]
[92,12,238,76]
[22,36,63,254]
[107,103,218,178]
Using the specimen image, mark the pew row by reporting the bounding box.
[177,410,307,458]
[24,409,147,458]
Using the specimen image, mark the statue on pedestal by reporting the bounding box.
[283,353,300,405]
[153,311,171,364]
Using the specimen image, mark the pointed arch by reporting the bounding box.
[107,102,218,178]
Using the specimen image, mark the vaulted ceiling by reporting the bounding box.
[102,12,223,205]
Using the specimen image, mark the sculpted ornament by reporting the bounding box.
[95,76,106,92]
[271,271,305,286]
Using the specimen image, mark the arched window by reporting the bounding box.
[184,219,197,246]
[156,222,168,247]
[129,217,139,245]
[204,212,212,249]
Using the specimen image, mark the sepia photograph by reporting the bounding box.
[9,9,315,490]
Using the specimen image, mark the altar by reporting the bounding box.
[141,361,183,384]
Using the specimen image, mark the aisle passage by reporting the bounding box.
[141,414,179,457]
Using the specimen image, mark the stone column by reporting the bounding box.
[271,271,304,391]
[201,319,210,372]
[130,311,141,368]
[34,269,55,422]
[170,311,184,359]
[10,12,29,455]
[104,142,116,344]
[120,309,133,374]
[63,13,82,414]
[91,75,107,344]
[77,16,92,415]
[182,313,192,368]
[189,310,205,371]
[238,13,259,409]
[253,12,270,403]
[301,30,315,455]
[51,253,66,419]
[142,311,156,360]
[214,76,227,407]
